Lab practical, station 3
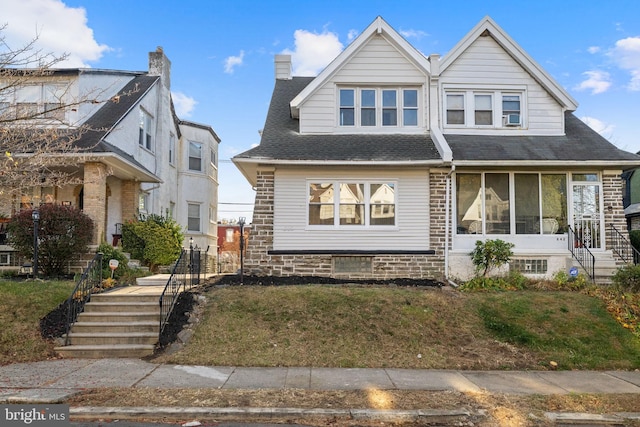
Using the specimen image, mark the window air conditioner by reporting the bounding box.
[505,114,521,126]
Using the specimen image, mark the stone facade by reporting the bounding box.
[603,170,631,266]
[83,162,108,244]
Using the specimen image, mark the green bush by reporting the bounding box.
[612,264,640,293]
[553,270,589,291]
[7,205,93,277]
[97,242,131,280]
[461,270,528,292]
[470,239,515,277]
[121,214,183,272]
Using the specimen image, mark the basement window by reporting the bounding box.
[510,259,547,275]
[333,256,373,274]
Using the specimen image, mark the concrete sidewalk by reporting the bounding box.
[1,359,640,424]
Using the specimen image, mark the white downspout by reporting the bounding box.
[444,165,455,280]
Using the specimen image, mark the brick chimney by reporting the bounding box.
[274,54,292,80]
[149,46,171,89]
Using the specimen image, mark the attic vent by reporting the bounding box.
[480,29,491,37]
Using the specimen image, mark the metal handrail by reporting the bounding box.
[609,223,640,264]
[567,225,595,282]
[159,249,187,336]
[64,252,103,345]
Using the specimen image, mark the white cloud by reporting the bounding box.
[399,29,428,40]
[580,116,615,139]
[575,70,612,94]
[224,50,245,74]
[0,0,109,67]
[587,46,601,54]
[282,29,343,76]
[347,29,359,42]
[611,36,640,90]
[171,91,197,118]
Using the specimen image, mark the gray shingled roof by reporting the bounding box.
[236,77,640,166]
[74,75,159,152]
[234,77,442,162]
[444,113,640,163]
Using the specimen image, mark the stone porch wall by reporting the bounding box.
[603,170,631,266]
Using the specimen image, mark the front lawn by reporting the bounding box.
[0,279,75,365]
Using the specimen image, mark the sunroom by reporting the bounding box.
[453,171,603,253]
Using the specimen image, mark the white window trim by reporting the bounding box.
[188,141,203,172]
[139,108,154,151]
[443,86,526,129]
[337,87,421,132]
[187,202,201,232]
[306,180,398,229]
[169,133,176,166]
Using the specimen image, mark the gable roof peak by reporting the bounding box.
[289,16,431,117]
[440,16,578,110]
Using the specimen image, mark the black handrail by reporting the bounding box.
[64,252,103,345]
[567,225,595,282]
[609,224,640,264]
[159,249,187,337]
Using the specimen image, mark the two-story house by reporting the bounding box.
[233,16,640,282]
[0,48,219,270]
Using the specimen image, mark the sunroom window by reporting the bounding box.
[456,172,567,235]
[309,181,396,226]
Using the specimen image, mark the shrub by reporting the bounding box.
[97,242,131,280]
[553,270,590,291]
[612,264,640,293]
[470,239,515,277]
[7,204,93,277]
[122,214,183,272]
[461,270,528,292]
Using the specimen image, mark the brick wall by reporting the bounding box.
[603,170,630,265]
[121,180,140,223]
[83,162,108,245]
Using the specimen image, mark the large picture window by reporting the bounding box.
[309,181,396,226]
[457,172,567,235]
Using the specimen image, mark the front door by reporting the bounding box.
[571,182,603,249]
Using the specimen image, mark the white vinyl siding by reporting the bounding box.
[441,36,563,134]
[272,167,429,251]
[298,34,428,134]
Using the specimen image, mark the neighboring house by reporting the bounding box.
[623,167,640,230]
[233,16,640,281]
[0,48,220,269]
[217,223,250,273]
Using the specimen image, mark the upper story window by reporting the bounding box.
[169,133,176,165]
[189,141,202,172]
[187,202,201,232]
[138,108,153,150]
[445,89,524,128]
[1,83,67,121]
[339,87,419,129]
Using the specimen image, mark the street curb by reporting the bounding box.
[70,406,487,424]
[545,411,640,424]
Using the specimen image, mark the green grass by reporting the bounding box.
[474,291,640,369]
[0,279,75,365]
[155,285,640,370]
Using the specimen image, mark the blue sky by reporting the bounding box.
[2,0,639,222]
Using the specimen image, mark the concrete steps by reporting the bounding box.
[572,251,618,285]
[55,292,160,359]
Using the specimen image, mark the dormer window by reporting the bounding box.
[338,87,420,129]
[445,89,525,129]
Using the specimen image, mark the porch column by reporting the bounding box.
[245,166,275,276]
[603,170,629,255]
[121,180,140,222]
[83,162,108,245]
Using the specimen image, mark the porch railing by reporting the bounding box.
[609,224,640,265]
[567,225,595,282]
[63,252,103,345]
